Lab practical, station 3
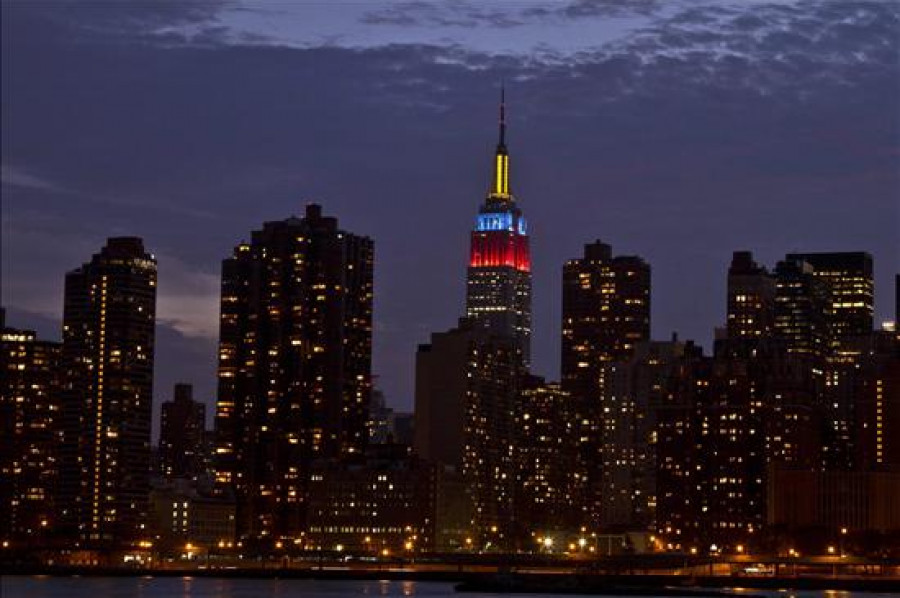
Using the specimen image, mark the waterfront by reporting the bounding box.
[2,577,900,598]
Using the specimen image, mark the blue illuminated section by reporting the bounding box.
[475,212,528,235]
[476,213,513,232]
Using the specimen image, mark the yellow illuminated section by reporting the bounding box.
[493,153,509,198]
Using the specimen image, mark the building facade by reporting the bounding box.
[58,237,157,547]
[213,204,373,542]
[148,478,236,556]
[306,445,436,553]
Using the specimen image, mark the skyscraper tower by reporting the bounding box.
[58,237,157,546]
[465,89,532,367]
[560,240,651,528]
[214,204,373,541]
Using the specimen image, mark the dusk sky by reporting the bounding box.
[2,0,898,427]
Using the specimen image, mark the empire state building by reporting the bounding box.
[465,90,532,367]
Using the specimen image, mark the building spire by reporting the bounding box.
[499,83,506,148]
[491,84,510,199]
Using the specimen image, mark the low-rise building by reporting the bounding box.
[305,445,435,553]
[148,479,236,555]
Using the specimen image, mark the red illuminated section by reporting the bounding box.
[469,231,531,272]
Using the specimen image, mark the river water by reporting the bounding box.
[0,577,893,598]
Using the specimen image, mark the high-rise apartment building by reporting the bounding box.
[561,240,650,528]
[0,321,61,546]
[465,90,532,366]
[562,240,651,386]
[159,383,206,480]
[58,237,157,546]
[214,204,373,541]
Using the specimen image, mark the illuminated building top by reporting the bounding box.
[469,86,530,273]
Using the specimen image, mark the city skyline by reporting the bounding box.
[3,2,900,573]
[3,1,899,422]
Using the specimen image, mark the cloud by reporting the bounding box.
[523,0,665,20]
[362,2,524,29]
[1,164,65,193]
[154,253,221,340]
[361,0,666,30]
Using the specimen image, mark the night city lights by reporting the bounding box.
[2,2,899,598]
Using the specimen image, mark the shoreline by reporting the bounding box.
[3,566,899,594]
